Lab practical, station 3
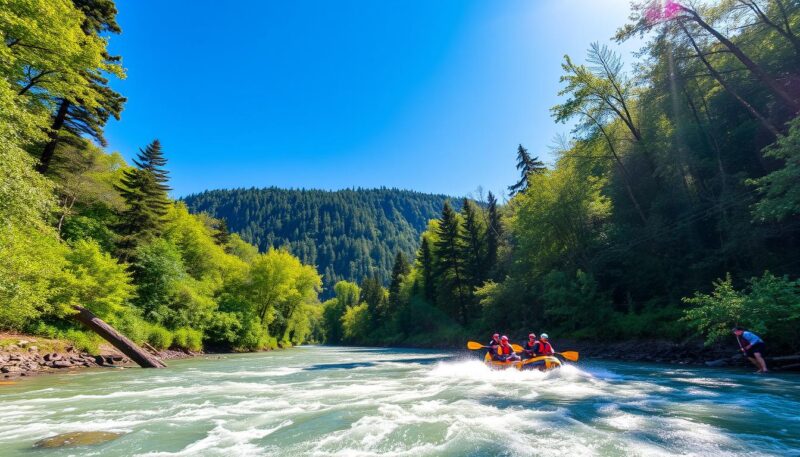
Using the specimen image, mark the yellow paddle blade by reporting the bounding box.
[467,341,485,350]
[511,344,524,353]
[559,351,579,362]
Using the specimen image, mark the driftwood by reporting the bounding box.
[72,305,166,368]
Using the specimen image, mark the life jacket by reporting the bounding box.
[535,340,553,355]
[497,344,512,355]
[524,341,537,352]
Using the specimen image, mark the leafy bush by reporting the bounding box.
[683,272,800,351]
[341,302,370,343]
[173,327,203,352]
[147,325,174,350]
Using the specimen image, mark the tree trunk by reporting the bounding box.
[681,22,781,138]
[72,305,167,368]
[680,7,800,113]
[38,99,70,174]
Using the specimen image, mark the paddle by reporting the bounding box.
[467,341,525,353]
[557,351,579,362]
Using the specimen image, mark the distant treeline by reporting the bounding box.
[319,1,800,353]
[183,188,461,296]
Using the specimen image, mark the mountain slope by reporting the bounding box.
[183,187,460,295]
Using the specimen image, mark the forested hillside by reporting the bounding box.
[323,1,800,354]
[183,188,459,294]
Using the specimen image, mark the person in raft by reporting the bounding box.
[534,333,555,356]
[522,333,538,359]
[493,335,520,362]
[732,327,768,373]
[487,333,501,358]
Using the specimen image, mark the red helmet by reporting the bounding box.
[501,335,509,342]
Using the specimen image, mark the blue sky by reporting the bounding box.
[106,0,640,199]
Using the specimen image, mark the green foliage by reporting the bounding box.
[147,325,174,350]
[173,327,203,352]
[751,117,800,221]
[183,188,461,296]
[684,273,800,350]
[341,302,371,343]
[56,239,134,319]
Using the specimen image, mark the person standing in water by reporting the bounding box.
[732,327,768,373]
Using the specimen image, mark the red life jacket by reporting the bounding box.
[497,344,512,355]
[536,341,553,355]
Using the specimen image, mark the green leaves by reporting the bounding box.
[750,117,800,221]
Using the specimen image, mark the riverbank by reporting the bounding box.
[0,333,196,380]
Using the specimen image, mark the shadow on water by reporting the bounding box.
[304,355,457,371]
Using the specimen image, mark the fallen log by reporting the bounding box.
[72,306,166,368]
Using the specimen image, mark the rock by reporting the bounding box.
[52,361,73,369]
[66,346,75,353]
[16,340,30,347]
[44,353,62,362]
[1,366,23,373]
[33,431,124,449]
[27,346,38,352]
[6,344,19,351]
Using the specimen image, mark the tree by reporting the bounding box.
[433,201,469,323]
[485,191,502,278]
[322,281,360,344]
[751,117,800,221]
[388,251,411,314]
[36,0,126,173]
[116,140,172,255]
[359,276,386,327]
[459,198,487,288]
[508,144,545,196]
[418,236,435,302]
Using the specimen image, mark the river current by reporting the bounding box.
[1,346,799,456]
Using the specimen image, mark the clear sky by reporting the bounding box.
[106,0,640,199]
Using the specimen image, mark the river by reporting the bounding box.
[1,346,799,456]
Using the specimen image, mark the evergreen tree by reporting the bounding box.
[115,140,171,255]
[419,237,435,303]
[507,144,545,197]
[213,218,231,247]
[37,0,125,173]
[485,191,502,278]
[459,198,486,289]
[360,276,386,327]
[388,251,411,313]
[434,201,468,323]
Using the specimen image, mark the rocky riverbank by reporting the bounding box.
[0,334,198,380]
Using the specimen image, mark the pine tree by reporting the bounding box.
[419,237,435,303]
[485,191,502,278]
[213,218,231,247]
[116,140,172,255]
[360,276,386,327]
[38,0,125,173]
[388,251,411,313]
[508,144,545,197]
[434,201,468,323]
[459,198,486,288]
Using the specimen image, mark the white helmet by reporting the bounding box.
[540,333,549,339]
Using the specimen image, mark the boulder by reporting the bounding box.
[33,431,124,449]
[52,361,74,369]
[44,353,62,362]
[27,346,38,353]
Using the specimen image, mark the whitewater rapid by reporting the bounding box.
[0,346,798,456]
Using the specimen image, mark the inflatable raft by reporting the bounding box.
[483,352,562,371]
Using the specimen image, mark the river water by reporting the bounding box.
[1,346,799,456]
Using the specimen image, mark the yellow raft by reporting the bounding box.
[483,352,562,371]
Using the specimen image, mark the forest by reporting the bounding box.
[0,0,323,352]
[183,188,457,297]
[2,0,800,356]
[318,0,800,353]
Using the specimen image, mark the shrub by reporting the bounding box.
[173,327,203,352]
[147,325,174,350]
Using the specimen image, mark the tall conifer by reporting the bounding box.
[388,251,411,313]
[434,201,468,323]
[116,139,171,255]
[508,144,545,197]
[485,191,502,278]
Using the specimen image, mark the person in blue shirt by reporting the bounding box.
[732,327,768,373]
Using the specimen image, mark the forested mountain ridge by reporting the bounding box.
[183,188,462,293]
